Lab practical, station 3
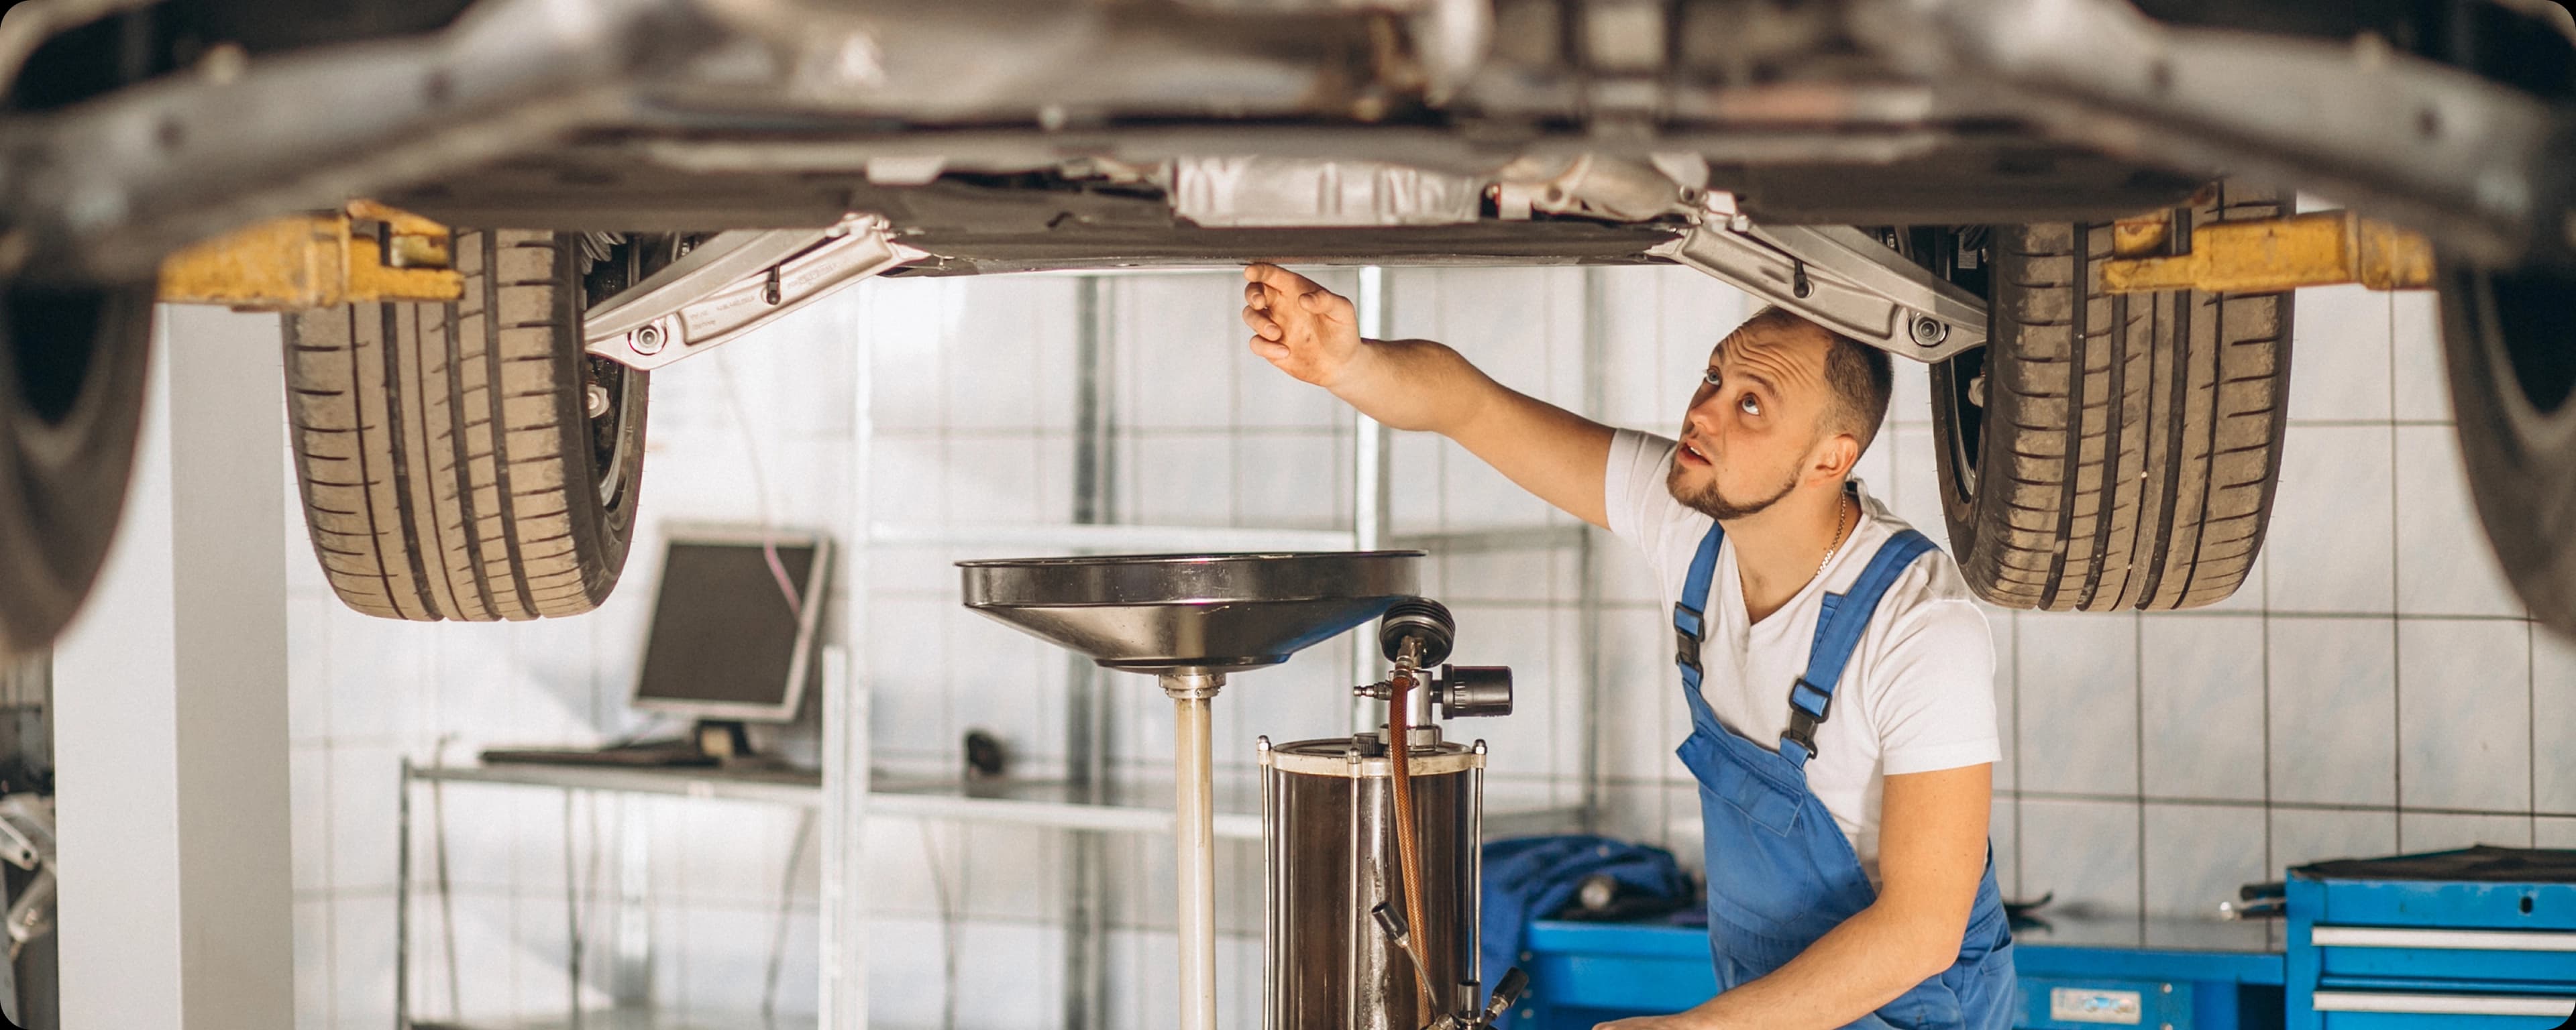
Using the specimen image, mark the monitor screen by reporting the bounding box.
[633,533,828,722]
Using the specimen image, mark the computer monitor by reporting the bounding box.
[631,526,833,725]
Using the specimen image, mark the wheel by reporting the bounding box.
[284,229,647,621]
[1929,184,2295,611]
[2440,260,2576,633]
[0,282,153,655]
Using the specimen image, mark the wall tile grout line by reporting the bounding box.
[2261,540,2276,952]
[2011,609,2024,901]
[2389,288,2405,853]
[1987,789,2576,818]
[2133,612,2146,939]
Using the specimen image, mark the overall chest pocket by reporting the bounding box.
[1677,727,1807,837]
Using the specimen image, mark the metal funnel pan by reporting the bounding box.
[958,551,1424,673]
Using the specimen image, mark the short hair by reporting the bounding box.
[1739,305,1894,455]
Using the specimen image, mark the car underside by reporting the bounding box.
[1,0,2574,652]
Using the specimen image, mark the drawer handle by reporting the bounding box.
[2310,926,2576,952]
[2311,992,2576,1017]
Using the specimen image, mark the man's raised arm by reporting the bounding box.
[1242,263,1618,528]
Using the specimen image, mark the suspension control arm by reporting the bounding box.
[1650,196,1989,364]
[584,213,924,371]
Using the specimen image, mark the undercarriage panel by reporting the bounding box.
[383,131,2205,264]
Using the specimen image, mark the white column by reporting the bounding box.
[1350,266,1391,733]
[819,287,875,1030]
[52,305,292,1029]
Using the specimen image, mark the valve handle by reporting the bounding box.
[1379,597,1456,667]
[1432,665,1513,718]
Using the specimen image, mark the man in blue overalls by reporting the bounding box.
[1242,264,2015,1030]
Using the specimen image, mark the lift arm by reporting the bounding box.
[156,200,462,310]
[2101,209,2435,294]
[1650,195,1990,365]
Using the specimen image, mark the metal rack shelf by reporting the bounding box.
[411,1010,814,1030]
[867,522,1357,552]
[409,762,1583,842]
[867,772,1585,842]
[867,521,1587,555]
[413,761,822,807]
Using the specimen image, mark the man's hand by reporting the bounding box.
[1234,261,1618,526]
[1242,263,1366,389]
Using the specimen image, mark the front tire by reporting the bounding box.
[284,229,647,621]
[1931,185,2295,610]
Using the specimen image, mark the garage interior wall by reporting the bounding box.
[275,262,2571,1028]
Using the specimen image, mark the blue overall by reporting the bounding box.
[1671,520,2015,1030]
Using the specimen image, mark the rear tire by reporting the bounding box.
[2440,260,2576,633]
[284,229,647,621]
[0,282,152,654]
[1930,184,2295,610]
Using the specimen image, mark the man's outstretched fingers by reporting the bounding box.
[1299,288,1350,318]
[1242,304,1281,340]
[1246,262,1324,302]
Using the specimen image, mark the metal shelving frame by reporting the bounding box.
[828,266,1611,1030]
[394,758,827,1030]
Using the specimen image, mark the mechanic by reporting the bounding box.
[1239,264,2013,1030]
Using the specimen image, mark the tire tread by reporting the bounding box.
[283,229,637,622]
[1937,186,2294,611]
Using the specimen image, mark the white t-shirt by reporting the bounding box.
[1605,429,2000,882]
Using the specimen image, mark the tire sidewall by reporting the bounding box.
[2440,261,2576,623]
[1933,222,2061,608]
[546,233,647,608]
[0,282,154,651]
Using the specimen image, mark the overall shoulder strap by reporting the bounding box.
[1780,528,1938,767]
[1671,520,1725,692]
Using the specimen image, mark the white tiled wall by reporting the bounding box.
[1984,287,2559,949]
[282,263,2555,1027]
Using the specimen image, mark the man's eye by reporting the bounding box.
[1703,369,1721,387]
[1739,394,1762,416]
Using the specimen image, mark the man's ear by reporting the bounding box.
[1810,432,1862,482]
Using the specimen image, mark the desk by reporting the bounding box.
[1513,915,2285,1030]
[396,760,824,1030]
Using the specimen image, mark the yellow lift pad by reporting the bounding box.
[2103,209,2434,294]
[158,201,462,310]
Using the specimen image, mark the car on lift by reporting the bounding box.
[0,0,2570,652]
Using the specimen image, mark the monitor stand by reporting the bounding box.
[692,720,755,761]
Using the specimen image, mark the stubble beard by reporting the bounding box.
[1666,454,1800,521]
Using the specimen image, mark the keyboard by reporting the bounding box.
[478,744,718,768]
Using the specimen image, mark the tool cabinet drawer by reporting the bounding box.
[2311,879,2576,933]
[2308,925,2576,983]
[2311,990,2576,1029]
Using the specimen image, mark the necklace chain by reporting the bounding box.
[1817,494,1851,579]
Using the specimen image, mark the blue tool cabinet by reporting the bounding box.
[1508,848,2576,1030]
[2286,848,2576,1029]
[1512,917,2285,1030]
